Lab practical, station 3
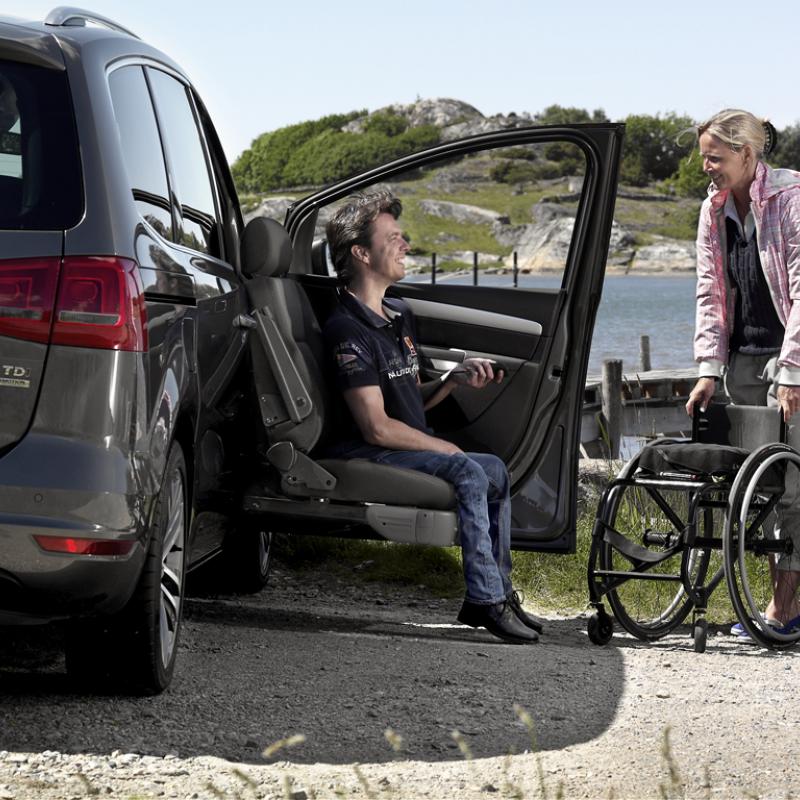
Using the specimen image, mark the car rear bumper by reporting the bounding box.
[0,512,148,623]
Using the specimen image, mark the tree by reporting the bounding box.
[771,123,800,170]
[670,152,710,199]
[620,113,694,186]
[231,111,364,192]
[534,105,607,168]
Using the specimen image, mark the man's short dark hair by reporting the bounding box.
[325,190,402,284]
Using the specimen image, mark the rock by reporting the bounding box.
[243,197,297,224]
[418,199,509,226]
[502,215,635,271]
[532,201,574,223]
[629,238,696,272]
[503,217,573,272]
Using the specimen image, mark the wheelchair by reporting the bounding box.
[587,403,800,653]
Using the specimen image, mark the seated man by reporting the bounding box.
[322,189,543,645]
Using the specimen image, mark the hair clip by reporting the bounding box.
[763,120,778,155]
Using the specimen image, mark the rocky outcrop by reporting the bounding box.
[347,97,535,142]
[500,215,636,272]
[629,237,695,272]
[419,199,509,226]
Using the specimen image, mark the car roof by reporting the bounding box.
[0,8,184,76]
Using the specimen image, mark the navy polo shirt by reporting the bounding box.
[323,290,429,457]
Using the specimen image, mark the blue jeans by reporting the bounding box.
[371,450,513,604]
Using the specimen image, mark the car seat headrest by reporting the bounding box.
[241,217,293,279]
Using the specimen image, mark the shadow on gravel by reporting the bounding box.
[0,589,787,766]
[0,595,626,766]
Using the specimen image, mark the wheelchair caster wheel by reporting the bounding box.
[693,619,708,653]
[588,612,613,645]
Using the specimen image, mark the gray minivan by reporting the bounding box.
[0,8,623,694]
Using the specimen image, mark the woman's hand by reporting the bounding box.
[685,377,717,417]
[777,385,800,422]
[449,358,504,389]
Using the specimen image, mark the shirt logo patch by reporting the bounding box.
[403,336,417,357]
[336,353,358,367]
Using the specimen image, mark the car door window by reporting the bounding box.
[108,65,174,241]
[145,68,222,259]
[301,140,586,289]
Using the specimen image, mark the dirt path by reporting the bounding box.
[0,563,798,799]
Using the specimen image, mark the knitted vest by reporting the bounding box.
[726,217,783,355]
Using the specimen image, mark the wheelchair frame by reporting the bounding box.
[586,405,800,652]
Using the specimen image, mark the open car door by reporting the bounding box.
[283,123,623,552]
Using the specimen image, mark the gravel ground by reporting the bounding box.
[1,562,799,800]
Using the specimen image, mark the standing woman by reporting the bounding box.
[685,109,800,631]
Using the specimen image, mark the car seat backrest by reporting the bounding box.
[241,217,331,454]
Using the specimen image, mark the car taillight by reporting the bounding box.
[0,257,61,343]
[34,535,135,556]
[0,256,147,351]
[52,257,148,352]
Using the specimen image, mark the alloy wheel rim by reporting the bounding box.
[257,531,271,575]
[159,467,186,668]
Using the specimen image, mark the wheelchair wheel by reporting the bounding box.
[600,478,713,641]
[724,443,800,650]
[692,618,708,653]
[587,611,614,645]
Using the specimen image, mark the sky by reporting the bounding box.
[6,1,800,165]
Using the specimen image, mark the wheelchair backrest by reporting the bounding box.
[693,404,785,451]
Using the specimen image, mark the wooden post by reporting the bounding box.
[431,252,437,285]
[513,251,519,288]
[601,359,623,459]
[639,335,651,372]
[473,251,479,286]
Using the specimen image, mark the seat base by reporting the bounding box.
[243,492,458,546]
[282,458,456,510]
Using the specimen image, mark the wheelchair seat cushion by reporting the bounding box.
[638,443,749,478]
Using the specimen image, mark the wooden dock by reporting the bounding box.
[581,364,722,458]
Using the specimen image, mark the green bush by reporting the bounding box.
[620,113,695,186]
[669,152,710,199]
[233,112,440,191]
[501,145,539,161]
[362,110,408,137]
[490,159,540,184]
[231,111,364,192]
[772,122,800,169]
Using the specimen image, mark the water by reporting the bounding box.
[403,272,696,376]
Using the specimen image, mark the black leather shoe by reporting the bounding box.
[507,590,545,634]
[457,600,539,644]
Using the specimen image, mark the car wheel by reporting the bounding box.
[224,524,272,594]
[65,441,188,695]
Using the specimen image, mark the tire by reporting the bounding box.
[724,443,800,651]
[587,612,613,645]
[693,618,708,653]
[223,523,273,594]
[66,442,188,694]
[600,478,712,641]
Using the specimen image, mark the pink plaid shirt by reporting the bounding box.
[694,161,800,385]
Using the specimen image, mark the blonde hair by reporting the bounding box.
[696,109,777,159]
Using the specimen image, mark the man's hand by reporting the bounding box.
[449,358,504,389]
[685,377,717,417]
[777,385,800,422]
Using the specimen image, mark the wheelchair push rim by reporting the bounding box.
[724,443,800,650]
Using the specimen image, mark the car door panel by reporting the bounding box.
[285,124,623,551]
